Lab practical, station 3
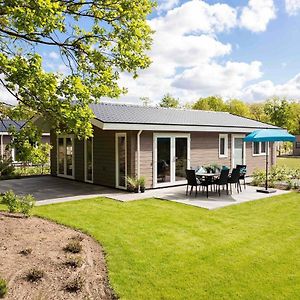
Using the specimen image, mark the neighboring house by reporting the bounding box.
[293,135,300,156]
[42,103,280,189]
[0,119,50,162]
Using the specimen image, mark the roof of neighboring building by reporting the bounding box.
[0,119,26,133]
[90,102,279,130]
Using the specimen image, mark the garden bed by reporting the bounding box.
[0,214,116,299]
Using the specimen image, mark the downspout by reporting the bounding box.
[137,130,143,179]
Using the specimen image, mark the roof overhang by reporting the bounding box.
[92,119,276,133]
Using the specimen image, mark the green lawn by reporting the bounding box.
[277,157,300,169]
[33,194,300,300]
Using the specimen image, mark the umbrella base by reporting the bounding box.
[256,188,276,194]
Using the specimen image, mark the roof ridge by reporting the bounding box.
[94,101,231,114]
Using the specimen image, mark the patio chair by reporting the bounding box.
[199,176,215,198]
[236,164,247,189]
[214,169,229,196]
[185,169,201,197]
[228,168,242,194]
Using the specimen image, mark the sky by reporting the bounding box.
[2,0,300,105]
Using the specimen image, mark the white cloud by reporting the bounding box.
[285,0,300,15]
[49,51,60,59]
[242,73,300,101]
[0,75,17,105]
[157,0,180,12]
[239,0,276,32]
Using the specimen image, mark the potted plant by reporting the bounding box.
[126,176,138,193]
[138,176,146,193]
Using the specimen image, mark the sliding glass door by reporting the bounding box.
[85,138,93,183]
[57,135,74,178]
[154,134,190,187]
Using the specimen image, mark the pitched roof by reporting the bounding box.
[90,102,279,130]
[0,119,26,133]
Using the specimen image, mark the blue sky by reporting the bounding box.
[3,0,300,105]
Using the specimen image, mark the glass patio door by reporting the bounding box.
[232,136,245,167]
[85,138,93,183]
[116,133,127,189]
[154,134,190,187]
[57,136,74,178]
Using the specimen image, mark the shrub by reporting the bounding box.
[19,248,33,256]
[1,190,19,213]
[64,241,82,254]
[26,268,44,282]
[65,275,84,293]
[19,195,35,216]
[65,256,83,268]
[0,158,15,177]
[0,278,8,298]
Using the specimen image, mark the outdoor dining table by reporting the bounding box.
[196,173,220,197]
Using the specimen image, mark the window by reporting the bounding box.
[253,142,267,156]
[219,134,228,158]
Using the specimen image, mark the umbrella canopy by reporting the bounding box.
[244,129,296,143]
[244,129,295,193]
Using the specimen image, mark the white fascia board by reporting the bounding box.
[99,122,263,133]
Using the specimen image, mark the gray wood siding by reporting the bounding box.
[139,131,153,187]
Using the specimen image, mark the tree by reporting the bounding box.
[192,96,226,111]
[286,101,300,134]
[264,97,291,128]
[226,99,251,118]
[248,102,269,123]
[0,0,155,138]
[159,93,180,108]
[140,97,152,107]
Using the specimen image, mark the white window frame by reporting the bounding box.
[57,134,75,179]
[84,138,93,183]
[153,133,191,188]
[115,133,127,189]
[252,142,267,156]
[219,134,228,158]
[231,134,246,168]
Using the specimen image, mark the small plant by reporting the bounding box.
[19,195,36,216]
[65,275,84,293]
[65,256,83,268]
[26,268,44,282]
[0,278,8,298]
[1,190,19,213]
[126,176,139,193]
[19,248,33,256]
[64,240,82,254]
[138,176,146,193]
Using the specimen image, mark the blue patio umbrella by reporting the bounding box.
[244,129,296,193]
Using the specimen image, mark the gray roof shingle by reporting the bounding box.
[0,119,26,133]
[90,102,278,130]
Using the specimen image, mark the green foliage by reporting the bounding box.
[0,0,155,138]
[1,190,19,213]
[0,158,15,177]
[1,190,35,215]
[192,96,226,111]
[138,176,146,188]
[126,176,139,190]
[0,278,8,298]
[19,195,36,216]
[226,99,251,117]
[159,93,180,108]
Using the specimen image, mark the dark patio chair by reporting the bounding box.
[199,176,215,198]
[236,164,247,189]
[214,169,229,196]
[185,169,201,197]
[228,168,241,194]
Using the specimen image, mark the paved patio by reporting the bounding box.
[0,176,290,209]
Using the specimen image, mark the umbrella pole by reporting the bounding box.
[265,141,269,191]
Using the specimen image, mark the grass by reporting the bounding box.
[33,194,300,300]
[277,157,300,169]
